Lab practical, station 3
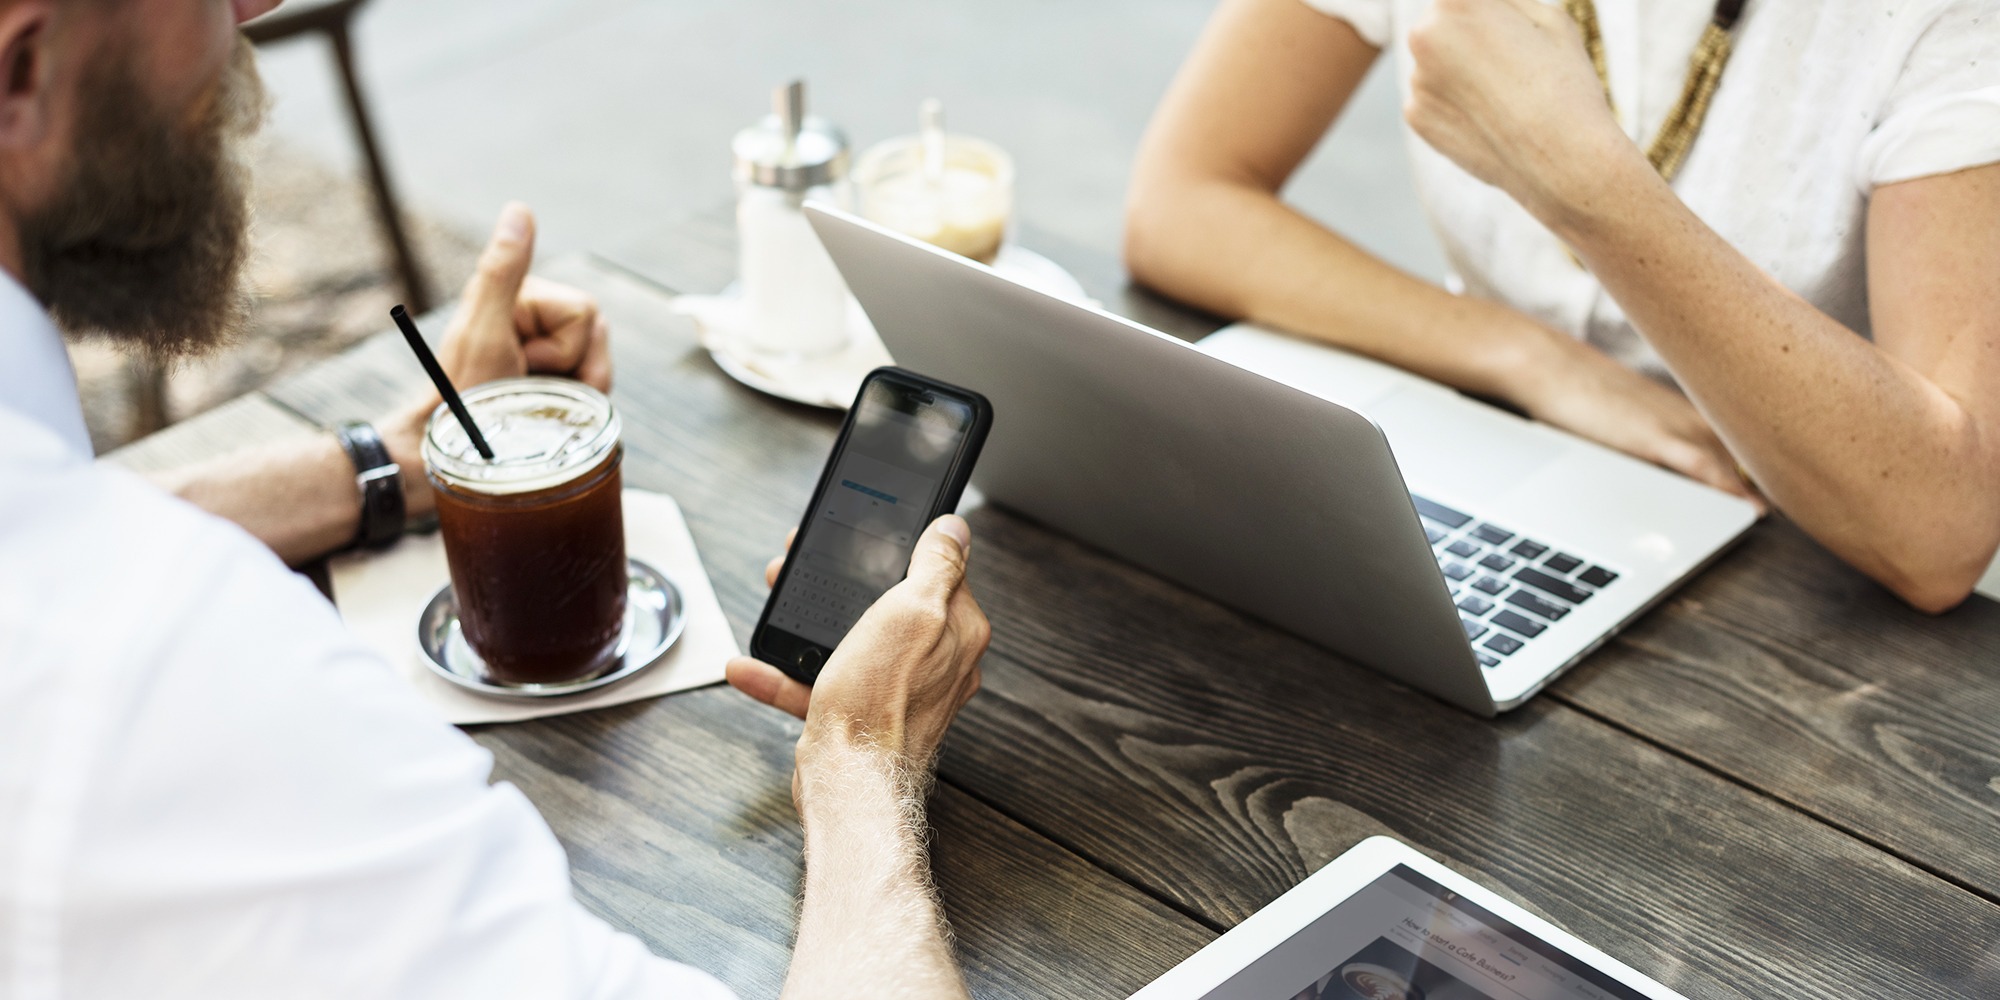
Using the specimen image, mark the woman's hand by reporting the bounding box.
[1403,0,1637,224]
[1515,333,1764,508]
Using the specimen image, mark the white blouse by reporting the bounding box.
[1301,0,2000,380]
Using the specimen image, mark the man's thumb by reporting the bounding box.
[465,202,535,313]
[907,515,971,595]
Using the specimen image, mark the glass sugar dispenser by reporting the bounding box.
[732,79,855,357]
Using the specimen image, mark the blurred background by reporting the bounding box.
[77,0,1444,453]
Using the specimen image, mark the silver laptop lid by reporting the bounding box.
[807,206,1498,715]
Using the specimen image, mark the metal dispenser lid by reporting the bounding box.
[733,79,849,191]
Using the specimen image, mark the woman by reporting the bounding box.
[1125,0,2000,612]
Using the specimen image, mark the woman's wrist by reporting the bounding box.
[1464,305,1576,415]
[1529,136,1662,247]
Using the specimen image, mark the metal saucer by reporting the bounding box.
[417,558,685,699]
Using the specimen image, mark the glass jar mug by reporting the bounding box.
[423,378,627,685]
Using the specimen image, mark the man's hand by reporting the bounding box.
[728,516,984,1000]
[379,202,613,519]
[1517,333,1763,508]
[434,201,612,393]
[728,515,989,778]
[1404,0,1637,224]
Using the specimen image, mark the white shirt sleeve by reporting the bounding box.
[1298,0,1393,49]
[0,435,734,1000]
[1856,0,2000,188]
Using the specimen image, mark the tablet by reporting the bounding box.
[1130,837,1689,1000]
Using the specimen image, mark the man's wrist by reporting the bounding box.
[381,400,437,520]
[795,731,930,826]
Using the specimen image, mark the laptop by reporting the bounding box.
[1129,835,1693,1000]
[806,205,1758,715]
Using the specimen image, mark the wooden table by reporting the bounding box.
[110,230,2000,998]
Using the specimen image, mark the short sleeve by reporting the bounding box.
[1856,0,2000,188]
[1299,0,1393,49]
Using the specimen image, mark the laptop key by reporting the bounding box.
[1472,523,1513,545]
[1505,588,1570,621]
[1491,609,1546,638]
[1577,565,1619,588]
[1509,539,1548,560]
[1484,633,1524,656]
[1443,562,1476,581]
[1478,553,1515,572]
[1476,652,1502,668]
[1456,595,1495,616]
[1472,576,1508,596]
[1445,539,1481,558]
[1424,526,1447,545]
[1412,495,1473,529]
[1461,618,1488,641]
[1543,552,1584,574]
[1516,567,1593,604]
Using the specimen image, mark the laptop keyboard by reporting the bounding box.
[1412,495,1622,668]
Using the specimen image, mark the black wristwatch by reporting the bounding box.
[333,420,407,550]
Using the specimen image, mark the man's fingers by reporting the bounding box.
[726,657,814,719]
[765,554,784,588]
[905,515,971,599]
[461,203,536,326]
[575,316,613,391]
[516,277,600,377]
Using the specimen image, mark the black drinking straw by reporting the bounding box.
[391,304,494,460]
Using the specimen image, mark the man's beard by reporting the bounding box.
[20,36,265,361]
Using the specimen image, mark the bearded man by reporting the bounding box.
[0,3,990,998]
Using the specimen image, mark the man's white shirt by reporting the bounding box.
[0,273,735,999]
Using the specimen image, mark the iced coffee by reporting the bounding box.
[424,378,627,685]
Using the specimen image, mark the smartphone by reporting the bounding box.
[752,367,993,684]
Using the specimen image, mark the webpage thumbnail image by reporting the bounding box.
[1293,936,1497,1000]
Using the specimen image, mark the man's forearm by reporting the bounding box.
[148,400,435,566]
[787,739,968,1000]
[1551,154,2000,608]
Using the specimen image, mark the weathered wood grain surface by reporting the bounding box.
[102,391,321,473]
[614,214,2000,902]
[241,252,2000,999]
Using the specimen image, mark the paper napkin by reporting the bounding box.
[330,489,737,724]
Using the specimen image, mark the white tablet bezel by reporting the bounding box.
[1129,836,1689,1000]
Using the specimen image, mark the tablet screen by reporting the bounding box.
[1206,865,1646,1000]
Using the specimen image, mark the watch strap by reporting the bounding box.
[333,420,406,550]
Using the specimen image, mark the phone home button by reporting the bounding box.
[795,648,824,675]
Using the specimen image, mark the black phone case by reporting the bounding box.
[750,367,994,684]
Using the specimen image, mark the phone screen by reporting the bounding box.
[766,377,978,651]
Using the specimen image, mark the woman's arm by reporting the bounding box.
[1125,0,1755,500]
[1403,0,2000,611]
